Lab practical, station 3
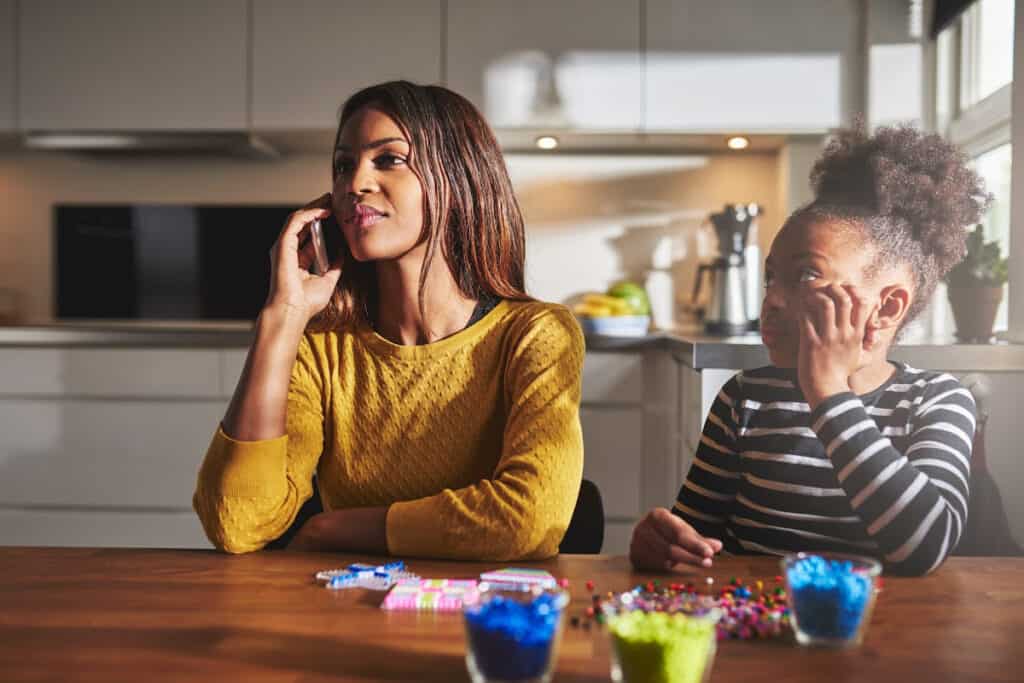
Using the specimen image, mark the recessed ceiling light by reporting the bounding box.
[535,135,559,150]
[726,136,750,150]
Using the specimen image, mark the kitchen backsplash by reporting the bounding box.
[0,149,782,324]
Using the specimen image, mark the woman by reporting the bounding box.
[193,82,584,561]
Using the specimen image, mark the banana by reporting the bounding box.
[573,302,615,318]
[582,293,632,314]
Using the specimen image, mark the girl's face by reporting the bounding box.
[760,219,878,367]
[332,107,425,262]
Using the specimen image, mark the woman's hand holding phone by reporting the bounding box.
[264,193,342,325]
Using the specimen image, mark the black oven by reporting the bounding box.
[55,204,300,321]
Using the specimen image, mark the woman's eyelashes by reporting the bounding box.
[333,152,407,176]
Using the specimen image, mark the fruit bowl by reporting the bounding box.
[577,315,651,338]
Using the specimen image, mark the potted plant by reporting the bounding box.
[946,224,1009,342]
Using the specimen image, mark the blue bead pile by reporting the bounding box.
[786,555,872,640]
[464,592,563,681]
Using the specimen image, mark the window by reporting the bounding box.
[960,0,1014,108]
[927,0,1014,338]
[973,143,1012,331]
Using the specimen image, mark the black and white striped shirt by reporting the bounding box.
[673,363,975,576]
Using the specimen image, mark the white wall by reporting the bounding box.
[0,150,779,323]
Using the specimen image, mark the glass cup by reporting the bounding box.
[463,583,569,683]
[601,592,719,683]
[782,552,882,647]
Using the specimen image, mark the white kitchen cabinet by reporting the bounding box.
[0,348,223,398]
[580,349,680,554]
[0,346,233,549]
[581,352,644,403]
[644,0,856,132]
[0,509,210,548]
[0,0,14,132]
[445,0,643,130]
[0,398,222,508]
[252,0,442,130]
[580,407,643,520]
[18,1,248,131]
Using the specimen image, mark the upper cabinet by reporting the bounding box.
[445,0,642,131]
[18,1,248,131]
[0,1,14,132]
[251,1,443,130]
[644,0,856,132]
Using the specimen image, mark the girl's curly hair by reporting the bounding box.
[789,124,992,327]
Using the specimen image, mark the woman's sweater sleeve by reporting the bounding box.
[671,375,742,540]
[386,307,585,561]
[192,335,325,553]
[810,374,976,575]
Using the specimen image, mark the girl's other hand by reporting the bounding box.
[797,283,875,407]
[264,193,343,323]
[630,507,724,571]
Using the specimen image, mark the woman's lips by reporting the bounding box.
[345,204,386,228]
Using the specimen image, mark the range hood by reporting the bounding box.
[22,131,280,159]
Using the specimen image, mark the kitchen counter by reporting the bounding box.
[2,321,1023,371]
[0,321,254,348]
[585,326,1024,372]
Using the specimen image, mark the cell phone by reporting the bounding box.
[309,218,329,275]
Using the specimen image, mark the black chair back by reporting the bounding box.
[954,416,1023,556]
[559,478,605,554]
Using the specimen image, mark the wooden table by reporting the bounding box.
[1,548,1021,682]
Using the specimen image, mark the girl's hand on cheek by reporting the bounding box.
[797,283,873,409]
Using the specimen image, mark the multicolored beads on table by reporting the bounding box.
[572,576,791,641]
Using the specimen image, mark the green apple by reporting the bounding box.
[607,281,650,315]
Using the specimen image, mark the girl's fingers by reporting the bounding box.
[650,509,714,558]
[665,544,714,568]
[801,315,821,347]
[827,284,853,332]
[803,290,831,338]
[845,285,864,332]
[632,524,672,569]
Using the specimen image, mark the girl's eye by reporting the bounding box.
[799,269,819,283]
[763,271,774,288]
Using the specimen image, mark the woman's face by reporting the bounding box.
[760,218,878,367]
[332,106,425,262]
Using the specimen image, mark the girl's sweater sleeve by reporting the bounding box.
[672,375,743,540]
[385,306,585,561]
[810,374,976,575]
[192,335,324,553]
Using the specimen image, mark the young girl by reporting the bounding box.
[631,124,989,576]
[193,81,584,560]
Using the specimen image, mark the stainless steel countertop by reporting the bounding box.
[2,321,1022,372]
[585,326,1024,372]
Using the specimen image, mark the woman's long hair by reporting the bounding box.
[308,81,530,333]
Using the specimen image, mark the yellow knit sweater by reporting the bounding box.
[193,299,585,560]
